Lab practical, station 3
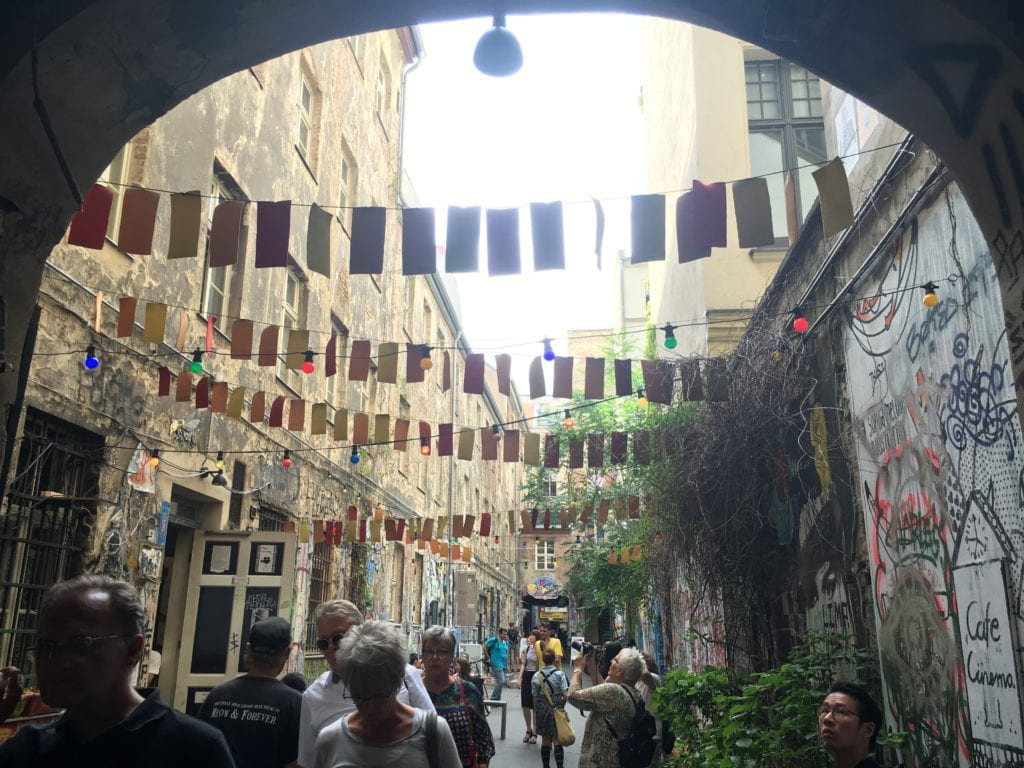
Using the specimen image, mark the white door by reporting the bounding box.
[174,530,296,714]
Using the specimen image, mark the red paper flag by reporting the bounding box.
[480,513,492,537]
[269,396,286,427]
[231,320,254,360]
[117,187,160,255]
[463,353,485,394]
[258,326,279,367]
[157,367,171,396]
[195,377,210,409]
[438,423,453,456]
[250,391,266,423]
[496,354,512,395]
[325,333,338,378]
[68,184,115,249]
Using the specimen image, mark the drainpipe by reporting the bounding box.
[446,331,462,626]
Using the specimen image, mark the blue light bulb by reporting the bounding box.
[542,338,555,362]
[83,346,100,369]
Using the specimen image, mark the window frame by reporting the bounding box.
[535,540,556,571]
[278,262,308,387]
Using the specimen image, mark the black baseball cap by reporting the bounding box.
[248,616,292,652]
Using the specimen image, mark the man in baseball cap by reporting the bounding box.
[199,616,301,768]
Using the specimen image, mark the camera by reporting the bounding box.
[571,639,593,655]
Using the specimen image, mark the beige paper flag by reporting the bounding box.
[377,342,399,383]
[298,522,311,544]
[457,428,474,460]
[142,303,168,343]
[168,191,203,259]
[461,546,472,563]
[439,541,449,558]
[374,414,390,445]
[227,387,246,418]
[370,520,382,542]
[524,433,541,465]
[286,329,310,370]
[311,404,328,435]
[333,409,348,441]
[812,157,855,238]
[345,521,358,542]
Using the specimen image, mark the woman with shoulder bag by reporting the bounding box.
[531,647,571,768]
[520,631,539,744]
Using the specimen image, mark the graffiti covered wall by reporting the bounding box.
[842,186,1024,767]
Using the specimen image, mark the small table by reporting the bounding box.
[483,700,507,740]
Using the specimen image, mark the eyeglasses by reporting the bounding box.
[316,631,346,652]
[343,690,396,703]
[422,648,452,658]
[817,704,859,719]
[34,634,132,657]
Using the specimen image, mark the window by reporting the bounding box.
[348,35,367,73]
[337,145,357,232]
[349,363,376,415]
[436,329,446,390]
[278,263,308,385]
[375,56,391,126]
[296,64,322,172]
[307,539,332,654]
[202,168,248,323]
[535,540,555,571]
[257,506,287,531]
[326,319,350,410]
[298,75,313,158]
[421,301,433,343]
[99,143,132,242]
[545,479,558,496]
[404,280,417,337]
[746,59,826,244]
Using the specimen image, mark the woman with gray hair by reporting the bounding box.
[313,621,460,767]
[568,646,650,768]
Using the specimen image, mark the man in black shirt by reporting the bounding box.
[0,574,235,768]
[818,681,884,768]
[199,616,302,768]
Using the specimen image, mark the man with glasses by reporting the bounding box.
[818,681,884,768]
[297,599,433,768]
[0,574,235,767]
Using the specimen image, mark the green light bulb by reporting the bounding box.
[664,337,678,350]
[190,361,203,374]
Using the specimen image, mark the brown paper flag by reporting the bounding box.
[350,207,386,274]
[487,208,520,275]
[313,520,324,545]
[680,359,703,401]
[227,387,246,418]
[445,206,481,272]
[306,203,332,277]
[529,356,546,399]
[439,541,449,558]
[394,419,410,451]
[480,513,492,537]
[255,200,290,268]
[269,396,286,427]
[481,427,499,461]
[675,191,711,264]
[117,187,159,254]
[611,432,628,464]
[168,191,203,259]
[552,356,573,399]
[353,412,369,444]
[463,353,485,394]
[142,303,168,343]
[250,391,266,423]
[633,431,650,465]
[520,510,533,533]
[231,320,254,359]
[438,423,454,456]
[402,207,436,275]
[311,403,328,435]
[503,429,520,462]
[117,297,137,338]
[496,354,512,395]
[158,367,172,397]
[285,329,309,371]
[614,497,627,521]
[642,359,673,404]
[461,546,472,563]
[325,333,338,378]
[258,326,280,367]
[569,439,584,469]
[333,409,348,441]
[588,434,605,467]
[733,177,775,248]
[628,496,641,519]
[584,358,605,399]
[374,414,390,445]
[288,399,305,431]
[631,194,665,263]
[384,518,397,541]
[598,500,610,523]
[442,351,451,391]
[458,428,475,460]
[451,516,464,539]
[175,371,193,402]
[544,435,560,468]
[524,433,541,465]
[530,201,565,270]
[421,518,435,540]
[210,199,244,267]
[68,184,115,249]
[406,343,426,384]
[614,359,632,396]
[463,515,476,537]
[349,340,371,381]
[620,546,631,564]
[283,521,296,534]
[813,157,855,238]
[211,382,228,413]
[580,504,592,524]
[377,342,399,383]
[195,377,210,409]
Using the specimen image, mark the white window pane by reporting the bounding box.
[761,102,780,119]
[301,81,312,112]
[748,131,786,238]
[793,100,810,118]
[761,82,779,102]
[791,81,808,99]
[809,80,821,98]
[746,83,760,101]
[298,119,309,152]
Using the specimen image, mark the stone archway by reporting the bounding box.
[1,0,1023,474]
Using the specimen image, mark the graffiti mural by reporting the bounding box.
[844,187,1024,767]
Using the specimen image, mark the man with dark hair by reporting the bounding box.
[0,574,235,767]
[485,627,511,700]
[199,616,302,768]
[819,681,884,768]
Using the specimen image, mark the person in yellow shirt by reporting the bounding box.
[534,623,563,668]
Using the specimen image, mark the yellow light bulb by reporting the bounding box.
[923,291,939,308]
[637,396,649,409]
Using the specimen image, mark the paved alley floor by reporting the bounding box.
[485,678,591,768]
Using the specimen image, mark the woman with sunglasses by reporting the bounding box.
[313,621,460,768]
[421,626,496,768]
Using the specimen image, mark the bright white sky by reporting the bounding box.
[403,14,646,388]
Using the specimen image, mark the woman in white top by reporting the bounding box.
[518,631,539,744]
[314,621,461,768]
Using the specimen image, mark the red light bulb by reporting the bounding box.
[793,316,809,333]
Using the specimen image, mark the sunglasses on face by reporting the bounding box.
[35,634,132,657]
[316,631,346,652]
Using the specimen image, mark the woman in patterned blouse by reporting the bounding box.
[422,626,496,768]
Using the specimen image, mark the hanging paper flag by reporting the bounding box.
[580,503,593,524]
[268,396,286,427]
[592,196,605,269]
[68,184,115,249]
[442,351,451,391]
[463,353,485,394]
[464,515,476,537]
[565,505,578,526]
[439,541,450,558]
[142,303,167,343]
[437,516,448,538]
[438,423,454,456]
[305,203,332,277]
[394,419,410,451]
[642,359,674,404]
[520,510,533,533]
[707,359,731,401]
[349,340,371,381]
[227,387,246,418]
[174,309,188,350]
[402,207,436,275]
[210,199,245,267]
[621,547,631,564]
[168,191,203,259]
[421,518,435,540]
[633,431,650,465]
[205,316,216,355]
[283,521,297,534]
[324,521,335,545]
[688,180,727,248]
[175,371,193,402]
[611,432,628,464]
[288,399,305,431]
[374,507,385,523]
[608,550,618,565]
[530,201,565,271]
[358,520,367,543]
[544,435,560,468]
[93,290,103,333]
[530,509,540,529]
[495,354,512,396]
[445,206,481,272]
[524,433,541,466]
[451,543,461,560]
[481,427,499,461]
[350,206,386,274]
[630,194,665,263]
[285,329,309,371]
[211,382,228,413]
[325,333,338,378]
[311,403,328,435]
[529,356,546,399]
[462,545,473,563]
[543,509,552,530]
[588,434,605,467]
[353,412,369,444]
[348,505,359,521]
[345,521,357,542]
[117,297,137,338]
[250,391,266,423]
[503,429,520,463]
[231,320,254,359]
[675,191,710,263]
[508,509,516,534]
[552,357,573,399]
[117,186,160,255]
[784,172,799,245]
[406,343,426,384]
[377,342,399,383]
[370,520,382,543]
[457,428,474,460]
[679,359,703,401]
[614,359,632,396]
[419,421,432,451]
[632,545,642,561]
[258,326,280,367]
[374,414,390,445]
[480,513,492,537]
[384,518,397,541]
[254,200,290,268]
[451,516,464,539]
[333,521,344,546]
[813,157,855,238]
[486,207,521,275]
[157,367,172,397]
[569,439,584,469]
[614,497,627,521]
[584,358,605,400]
[430,538,440,555]
[732,177,775,248]
[298,521,311,544]
[313,520,325,545]
[628,496,641,519]
[334,409,349,441]
[598,499,610,523]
